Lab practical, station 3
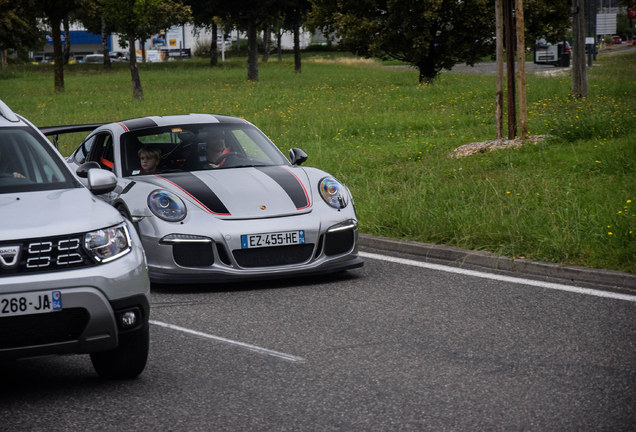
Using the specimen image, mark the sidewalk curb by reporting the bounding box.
[358,234,636,291]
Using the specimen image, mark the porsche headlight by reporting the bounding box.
[148,190,187,222]
[84,223,132,263]
[318,176,348,209]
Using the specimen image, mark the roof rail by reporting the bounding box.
[0,99,20,122]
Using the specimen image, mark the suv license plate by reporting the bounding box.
[241,230,305,249]
[0,291,62,317]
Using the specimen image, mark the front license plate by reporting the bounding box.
[0,291,62,317]
[241,230,305,249]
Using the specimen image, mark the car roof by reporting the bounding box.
[116,114,248,132]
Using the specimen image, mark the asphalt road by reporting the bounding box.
[1,247,635,431]
[446,43,636,75]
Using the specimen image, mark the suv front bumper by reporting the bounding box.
[0,244,149,361]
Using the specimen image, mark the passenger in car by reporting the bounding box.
[205,136,230,169]
[136,146,161,174]
[0,146,25,178]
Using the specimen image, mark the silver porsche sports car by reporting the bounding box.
[43,114,362,284]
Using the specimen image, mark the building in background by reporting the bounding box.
[33,23,320,63]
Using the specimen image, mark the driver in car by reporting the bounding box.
[205,136,231,169]
[0,146,25,179]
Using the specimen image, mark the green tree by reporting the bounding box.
[309,0,571,83]
[221,0,295,81]
[32,0,83,91]
[0,0,44,69]
[281,0,312,73]
[74,0,116,70]
[102,0,191,100]
[186,0,231,67]
[617,12,635,41]
[522,0,571,44]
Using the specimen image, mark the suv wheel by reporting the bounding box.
[90,326,149,379]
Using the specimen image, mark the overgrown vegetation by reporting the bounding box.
[1,51,634,272]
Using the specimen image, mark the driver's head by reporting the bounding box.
[205,136,225,162]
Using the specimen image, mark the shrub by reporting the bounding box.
[193,38,215,58]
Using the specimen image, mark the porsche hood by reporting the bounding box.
[139,166,313,219]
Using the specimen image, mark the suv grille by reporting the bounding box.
[0,308,90,349]
[0,233,96,277]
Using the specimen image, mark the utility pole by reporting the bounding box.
[503,0,517,138]
[495,0,505,140]
[515,0,528,139]
[572,0,588,98]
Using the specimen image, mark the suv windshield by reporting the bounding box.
[121,123,289,177]
[0,127,78,194]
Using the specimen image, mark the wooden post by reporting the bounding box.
[503,0,517,139]
[515,0,528,139]
[571,0,588,98]
[495,0,505,140]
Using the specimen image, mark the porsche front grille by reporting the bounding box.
[233,244,314,268]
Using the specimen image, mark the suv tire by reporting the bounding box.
[90,326,149,379]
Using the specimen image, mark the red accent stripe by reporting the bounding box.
[280,166,311,210]
[154,175,231,216]
[118,122,130,132]
[99,157,114,168]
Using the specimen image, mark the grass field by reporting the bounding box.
[1,51,634,273]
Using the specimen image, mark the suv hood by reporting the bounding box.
[0,188,123,240]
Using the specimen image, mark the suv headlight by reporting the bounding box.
[148,189,187,222]
[84,223,132,263]
[318,176,348,209]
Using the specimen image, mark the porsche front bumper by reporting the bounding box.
[137,212,363,284]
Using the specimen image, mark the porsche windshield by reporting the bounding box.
[0,127,77,194]
[121,123,289,177]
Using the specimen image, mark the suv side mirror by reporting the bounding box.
[289,148,308,166]
[87,169,118,194]
[76,161,102,178]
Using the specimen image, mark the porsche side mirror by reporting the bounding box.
[76,161,102,178]
[87,169,118,194]
[289,148,308,166]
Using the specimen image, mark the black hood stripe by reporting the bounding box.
[156,172,231,216]
[256,166,310,210]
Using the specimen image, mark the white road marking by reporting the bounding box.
[360,251,636,303]
[150,320,305,362]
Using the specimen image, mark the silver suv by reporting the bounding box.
[0,100,150,379]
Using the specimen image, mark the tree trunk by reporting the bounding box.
[417,59,438,84]
[63,16,71,65]
[293,26,301,73]
[128,31,144,101]
[515,0,528,139]
[1,50,7,70]
[210,23,218,67]
[495,0,505,139]
[417,38,439,83]
[503,0,517,139]
[571,0,588,98]
[262,24,271,62]
[51,17,65,93]
[247,20,259,81]
[101,15,112,70]
[141,40,146,63]
[277,29,282,61]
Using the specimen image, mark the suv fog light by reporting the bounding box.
[120,310,138,328]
